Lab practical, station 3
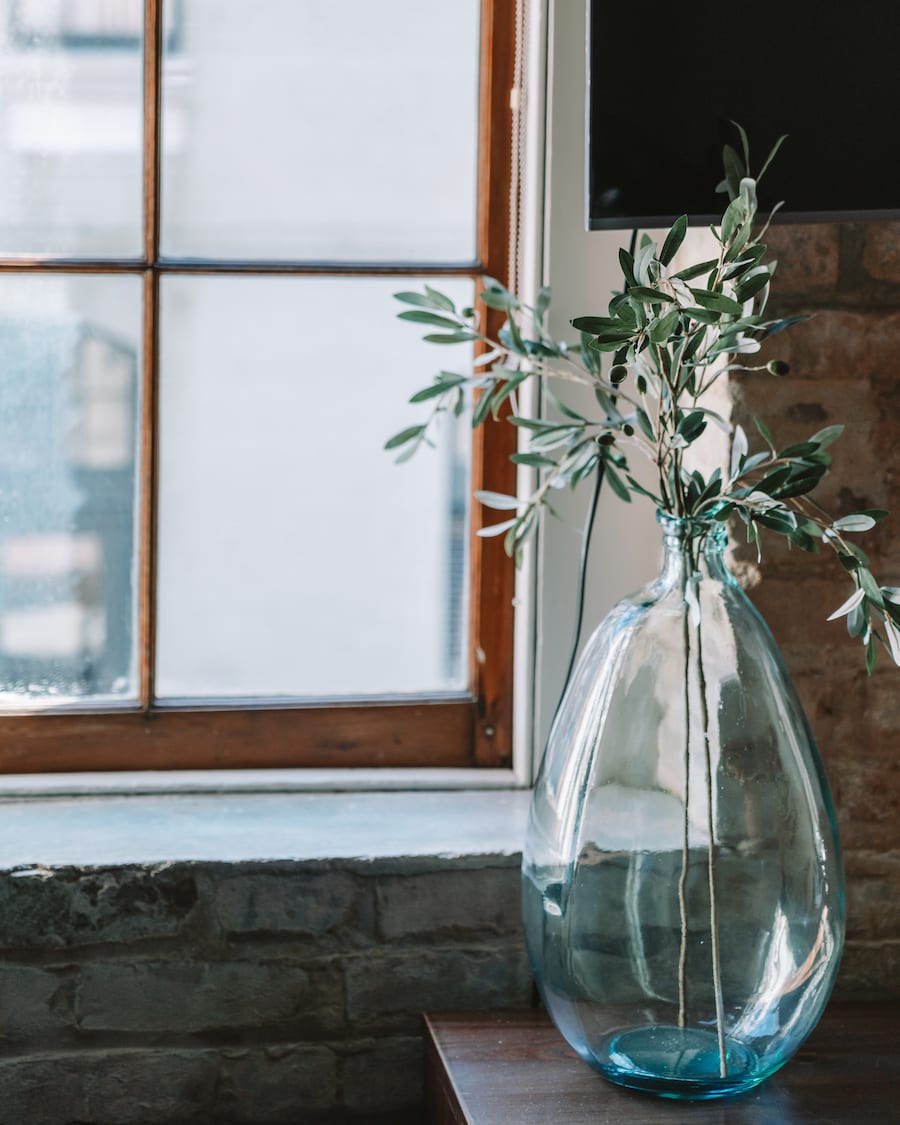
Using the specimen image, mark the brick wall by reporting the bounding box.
[0,857,530,1125]
[733,221,900,996]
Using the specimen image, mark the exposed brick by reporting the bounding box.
[0,965,75,1042]
[755,308,900,383]
[844,852,900,940]
[376,867,520,941]
[0,864,200,951]
[862,222,900,283]
[763,223,841,294]
[0,1048,217,1125]
[834,941,900,999]
[76,960,343,1037]
[343,1036,423,1113]
[215,1044,338,1121]
[345,945,531,1029]
[215,870,370,941]
[830,753,900,854]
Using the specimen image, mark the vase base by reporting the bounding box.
[596,1024,763,1100]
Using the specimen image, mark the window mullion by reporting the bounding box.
[143,0,163,265]
[140,0,164,710]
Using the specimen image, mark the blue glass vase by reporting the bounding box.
[522,513,844,1100]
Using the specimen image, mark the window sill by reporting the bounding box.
[0,787,532,868]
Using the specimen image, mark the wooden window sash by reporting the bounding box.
[0,0,517,774]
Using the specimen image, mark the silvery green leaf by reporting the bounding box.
[648,307,681,343]
[471,349,503,368]
[671,258,719,282]
[742,451,771,472]
[746,490,781,511]
[676,410,707,445]
[734,268,771,304]
[423,331,479,344]
[730,424,749,480]
[667,277,696,308]
[618,247,637,287]
[690,288,744,315]
[810,424,844,447]
[721,195,746,243]
[756,134,789,183]
[394,290,452,310]
[659,214,688,265]
[833,513,877,533]
[475,490,521,511]
[633,239,657,285]
[859,568,884,605]
[425,285,456,312]
[885,616,900,666]
[398,310,460,328]
[511,452,555,467]
[754,416,776,452]
[603,462,631,503]
[384,424,426,450]
[826,586,866,621]
[847,602,867,638]
[480,289,516,310]
[628,285,675,304]
[882,586,900,605]
[477,517,517,538]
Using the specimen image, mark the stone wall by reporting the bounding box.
[0,856,530,1125]
[732,221,900,996]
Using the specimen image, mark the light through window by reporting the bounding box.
[0,0,516,771]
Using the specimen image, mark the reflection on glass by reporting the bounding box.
[160,0,480,261]
[156,275,472,700]
[0,0,145,257]
[0,274,141,706]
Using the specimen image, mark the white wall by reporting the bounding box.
[533,0,724,755]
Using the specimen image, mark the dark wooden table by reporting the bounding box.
[424,1003,899,1124]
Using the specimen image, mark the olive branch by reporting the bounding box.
[387,127,899,674]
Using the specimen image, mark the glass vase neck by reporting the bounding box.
[656,510,730,585]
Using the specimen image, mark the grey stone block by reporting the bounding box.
[0,864,199,950]
[343,1036,424,1112]
[215,870,370,940]
[215,1044,338,1121]
[76,959,344,1036]
[376,866,521,941]
[0,1048,217,1125]
[346,945,531,1027]
[0,965,75,1042]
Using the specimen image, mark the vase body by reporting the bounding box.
[522,513,844,1100]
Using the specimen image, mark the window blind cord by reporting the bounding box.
[550,227,640,731]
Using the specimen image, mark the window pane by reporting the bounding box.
[160,0,480,262]
[156,276,472,701]
[0,3,144,257]
[0,274,142,707]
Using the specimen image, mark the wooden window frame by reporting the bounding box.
[0,0,518,774]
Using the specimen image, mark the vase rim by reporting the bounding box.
[656,509,728,547]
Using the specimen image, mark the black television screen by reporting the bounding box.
[588,1,900,229]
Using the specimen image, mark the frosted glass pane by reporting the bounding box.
[0,5,143,257]
[0,274,142,707]
[156,276,472,700]
[160,0,480,261]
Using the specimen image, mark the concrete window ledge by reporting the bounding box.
[0,789,532,867]
[0,789,533,1125]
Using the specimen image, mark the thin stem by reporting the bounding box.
[677,562,692,1028]
[695,583,727,1078]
